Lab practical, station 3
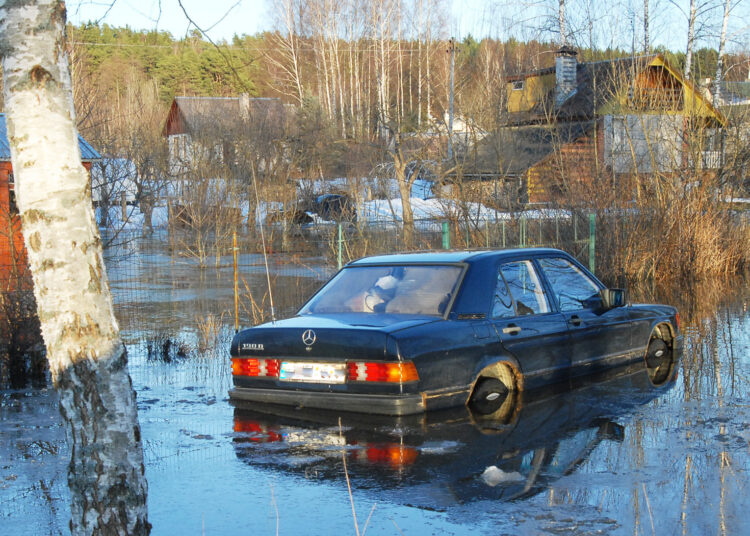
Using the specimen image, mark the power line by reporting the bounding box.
[69,40,467,53]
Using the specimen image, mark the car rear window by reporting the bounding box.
[300,265,463,316]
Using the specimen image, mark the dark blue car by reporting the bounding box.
[230,248,681,415]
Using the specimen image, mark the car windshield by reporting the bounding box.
[300,264,463,316]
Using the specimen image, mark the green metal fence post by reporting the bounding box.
[555,213,559,244]
[337,223,343,269]
[442,222,450,249]
[589,213,596,273]
[520,216,527,247]
[538,218,542,244]
[502,220,506,248]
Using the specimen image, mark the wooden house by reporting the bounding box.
[461,49,727,205]
[0,113,100,291]
[163,94,287,176]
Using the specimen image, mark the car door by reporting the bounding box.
[536,256,632,375]
[489,259,571,389]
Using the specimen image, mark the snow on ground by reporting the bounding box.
[362,198,570,227]
[95,205,169,231]
[96,198,571,233]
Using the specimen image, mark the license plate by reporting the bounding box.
[279,362,347,384]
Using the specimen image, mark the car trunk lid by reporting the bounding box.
[231,314,439,361]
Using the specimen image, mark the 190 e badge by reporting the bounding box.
[241,343,264,351]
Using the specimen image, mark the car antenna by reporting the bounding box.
[251,163,277,323]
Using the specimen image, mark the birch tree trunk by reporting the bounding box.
[643,0,650,52]
[713,0,732,106]
[0,1,149,534]
[685,0,696,79]
[392,139,415,244]
[558,0,567,46]
[271,0,305,104]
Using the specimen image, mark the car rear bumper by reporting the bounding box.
[228,387,427,415]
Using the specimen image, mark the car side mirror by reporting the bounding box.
[600,288,627,309]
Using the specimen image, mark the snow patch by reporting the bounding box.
[481,465,525,487]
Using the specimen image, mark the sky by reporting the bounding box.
[67,0,749,54]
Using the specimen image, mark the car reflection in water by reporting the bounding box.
[232,350,677,508]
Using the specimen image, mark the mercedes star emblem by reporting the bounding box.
[302,329,316,347]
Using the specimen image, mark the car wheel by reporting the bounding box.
[645,338,671,384]
[645,338,667,368]
[469,378,509,415]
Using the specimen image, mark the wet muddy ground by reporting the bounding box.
[1,240,748,535]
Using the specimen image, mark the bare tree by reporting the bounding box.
[643,0,650,51]
[713,0,733,105]
[269,0,307,105]
[559,0,568,45]
[0,1,149,534]
[686,0,698,78]
[669,0,718,80]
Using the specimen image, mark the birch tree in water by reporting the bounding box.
[0,1,149,534]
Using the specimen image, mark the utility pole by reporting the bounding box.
[447,37,456,160]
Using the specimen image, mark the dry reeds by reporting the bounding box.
[595,174,750,285]
[195,311,229,352]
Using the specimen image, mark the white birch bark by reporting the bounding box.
[0,1,149,534]
[426,26,432,123]
[685,0,697,79]
[643,0,650,52]
[558,0,567,46]
[418,30,423,127]
[713,0,732,106]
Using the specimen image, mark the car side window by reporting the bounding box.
[492,260,550,318]
[491,272,515,318]
[537,257,601,312]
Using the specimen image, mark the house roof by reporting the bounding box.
[164,96,286,136]
[0,113,101,162]
[460,121,595,176]
[506,54,725,127]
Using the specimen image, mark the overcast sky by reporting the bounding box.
[67,0,749,55]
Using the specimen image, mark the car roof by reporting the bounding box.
[347,248,567,266]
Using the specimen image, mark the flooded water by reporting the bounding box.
[1,238,748,535]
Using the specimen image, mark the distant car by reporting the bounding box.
[315,193,357,222]
[229,248,682,415]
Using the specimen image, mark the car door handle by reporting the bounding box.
[570,315,582,326]
[502,325,521,335]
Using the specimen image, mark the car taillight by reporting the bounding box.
[233,418,284,442]
[232,358,281,378]
[674,313,680,331]
[349,443,419,468]
[347,361,419,383]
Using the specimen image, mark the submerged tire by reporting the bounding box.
[469,378,509,415]
[645,338,668,369]
[645,338,672,384]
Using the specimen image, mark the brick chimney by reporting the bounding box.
[555,47,578,107]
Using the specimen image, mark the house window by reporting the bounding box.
[512,81,524,91]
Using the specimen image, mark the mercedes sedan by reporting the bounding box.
[229,248,681,415]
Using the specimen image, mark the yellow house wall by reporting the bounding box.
[506,74,555,113]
